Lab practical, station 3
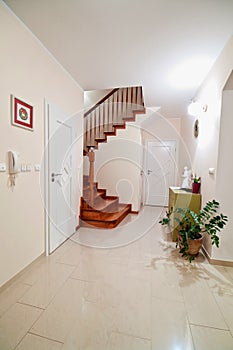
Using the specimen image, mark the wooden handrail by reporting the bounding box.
[84,88,119,118]
[83,86,145,154]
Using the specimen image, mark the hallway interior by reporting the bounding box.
[0,206,233,350]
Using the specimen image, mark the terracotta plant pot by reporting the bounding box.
[192,182,201,194]
[178,233,203,256]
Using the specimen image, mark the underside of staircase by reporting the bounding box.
[80,176,132,228]
[80,86,145,228]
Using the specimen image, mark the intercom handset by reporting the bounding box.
[7,151,19,188]
[7,151,19,174]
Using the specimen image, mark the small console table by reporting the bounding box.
[168,187,202,241]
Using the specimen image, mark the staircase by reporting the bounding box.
[80,175,132,228]
[80,86,145,228]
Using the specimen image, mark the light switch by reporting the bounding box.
[34,164,41,172]
[21,164,27,172]
[0,163,6,172]
[209,168,215,175]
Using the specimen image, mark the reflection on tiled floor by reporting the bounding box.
[0,206,233,350]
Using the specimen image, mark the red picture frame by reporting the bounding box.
[11,95,33,131]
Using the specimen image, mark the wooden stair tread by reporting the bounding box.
[80,174,132,228]
[80,204,132,228]
[82,197,118,213]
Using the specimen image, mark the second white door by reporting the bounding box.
[145,140,177,206]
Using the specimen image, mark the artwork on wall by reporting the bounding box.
[11,95,33,131]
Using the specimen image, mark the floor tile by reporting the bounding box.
[225,266,233,282]
[57,243,84,266]
[202,264,233,295]
[19,263,75,309]
[152,297,194,350]
[30,278,93,343]
[191,324,233,350]
[107,332,151,350]
[181,266,228,329]
[213,292,233,336]
[0,281,31,317]
[61,302,115,350]
[15,333,63,350]
[71,256,127,282]
[113,278,151,339]
[0,303,42,350]
[151,261,184,302]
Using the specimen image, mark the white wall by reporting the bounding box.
[89,110,182,212]
[180,36,233,260]
[95,123,142,212]
[84,89,112,109]
[214,89,233,261]
[0,2,83,287]
[141,112,182,185]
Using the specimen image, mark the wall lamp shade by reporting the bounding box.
[188,101,207,116]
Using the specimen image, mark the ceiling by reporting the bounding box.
[3,0,233,117]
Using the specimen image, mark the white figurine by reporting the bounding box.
[181,166,192,189]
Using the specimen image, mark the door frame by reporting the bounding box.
[43,100,80,255]
[142,139,178,206]
[44,100,50,256]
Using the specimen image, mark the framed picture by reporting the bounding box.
[11,95,33,131]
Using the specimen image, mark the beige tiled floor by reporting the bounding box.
[0,206,233,349]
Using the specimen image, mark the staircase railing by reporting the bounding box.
[83,86,144,154]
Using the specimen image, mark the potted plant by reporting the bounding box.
[159,199,228,262]
[192,174,201,193]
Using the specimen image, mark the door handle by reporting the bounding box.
[51,172,62,182]
[147,169,152,175]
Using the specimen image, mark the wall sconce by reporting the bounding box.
[188,101,207,116]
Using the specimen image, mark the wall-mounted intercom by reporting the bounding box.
[7,151,19,175]
[7,150,19,188]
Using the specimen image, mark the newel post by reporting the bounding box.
[88,148,95,207]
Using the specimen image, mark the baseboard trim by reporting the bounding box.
[0,253,45,293]
[202,246,233,267]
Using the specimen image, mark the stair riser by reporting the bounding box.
[80,206,131,228]
[81,199,119,217]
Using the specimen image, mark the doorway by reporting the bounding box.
[144,140,177,206]
[44,101,80,254]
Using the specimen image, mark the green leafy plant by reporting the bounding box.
[159,199,228,262]
[192,174,201,183]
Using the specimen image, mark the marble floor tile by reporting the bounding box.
[0,303,42,350]
[213,292,233,336]
[30,278,93,343]
[56,243,84,266]
[180,266,228,329]
[201,264,233,295]
[0,281,31,317]
[15,333,63,350]
[191,324,233,350]
[19,259,58,286]
[71,256,127,282]
[19,263,75,309]
[107,332,151,350]
[61,301,116,350]
[225,266,233,281]
[151,261,184,302]
[152,297,194,350]
[113,278,151,339]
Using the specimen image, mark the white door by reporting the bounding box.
[45,102,77,254]
[145,140,176,206]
